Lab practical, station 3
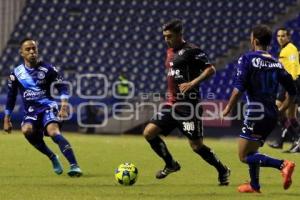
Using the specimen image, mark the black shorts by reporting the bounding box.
[294,76,300,104]
[150,105,203,140]
[277,76,300,104]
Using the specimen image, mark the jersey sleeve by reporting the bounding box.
[278,69,297,96]
[49,66,69,100]
[233,55,250,93]
[286,46,299,66]
[187,48,212,70]
[279,45,300,79]
[5,73,19,116]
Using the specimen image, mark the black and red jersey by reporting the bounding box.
[165,42,212,109]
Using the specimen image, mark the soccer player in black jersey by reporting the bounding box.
[143,19,230,185]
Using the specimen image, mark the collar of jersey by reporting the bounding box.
[23,63,35,71]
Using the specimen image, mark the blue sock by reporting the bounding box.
[51,134,78,166]
[248,163,260,190]
[246,152,283,170]
[25,133,55,159]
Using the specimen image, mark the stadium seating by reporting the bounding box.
[0,0,298,100]
[269,12,300,57]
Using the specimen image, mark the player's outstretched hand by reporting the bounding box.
[58,106,69,121]
[220,105,231,124]
[3,116,13,133]
[58,109,69,120]
[221,106,231,118]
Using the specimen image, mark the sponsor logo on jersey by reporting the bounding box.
[167,68,180,76]
[23,89,46,98]
[168,68,183,79]
[36,80,46,84]
[252,57,282,69]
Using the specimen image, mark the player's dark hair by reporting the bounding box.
[19,37,36,47]
[277,27,291,36]
[162,19,183,34]
[252,24,272,47]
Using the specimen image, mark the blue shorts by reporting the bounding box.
[21,108,60,136]
[239,116,277,146]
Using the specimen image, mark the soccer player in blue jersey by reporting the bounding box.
[222,25,295,193]
[3,38,82,177]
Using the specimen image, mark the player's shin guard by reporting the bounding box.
[246,152,283,169]
[51,134,78,166]
[248,163,260,191]
[24,133,55,159]
[194,145,227,173]
[146,136,174,167]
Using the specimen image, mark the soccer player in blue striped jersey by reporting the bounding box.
[3,38,82,177]
[222,25,295,193]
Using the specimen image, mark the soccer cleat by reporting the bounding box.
[288,146,300,153]
[51,155,63,175]
[285,141,300,153]
[238,183,261,193]
[218,166,231,186]
[68,165,83,177]
[281,160,295,190]
[268,142,283,149]
[156,161,181,179]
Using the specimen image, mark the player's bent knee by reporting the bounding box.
[189,139,204,152]
[21,125,34,136]
[143,123,159,140]
[46,123,60,137]
[191,144,204,152]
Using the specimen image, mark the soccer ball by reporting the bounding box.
[115,163,138,186]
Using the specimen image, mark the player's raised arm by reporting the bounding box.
[3,73,19,133]
[222,55,249,117]
[50,66,70,120]
[50,65,69,98]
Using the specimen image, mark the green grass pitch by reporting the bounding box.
[0,132,299,200]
